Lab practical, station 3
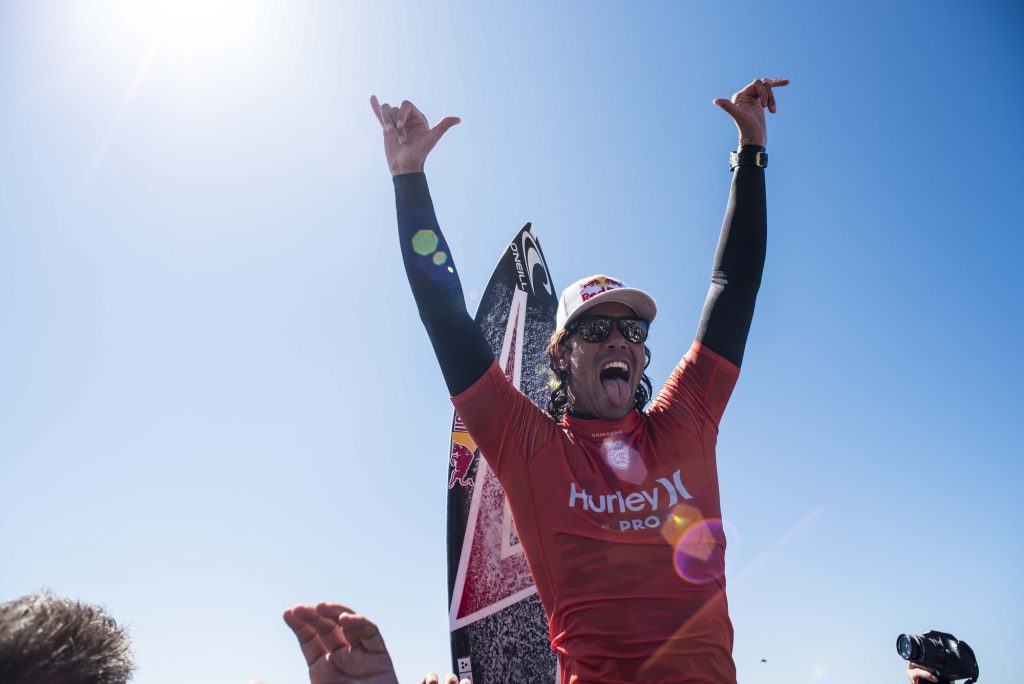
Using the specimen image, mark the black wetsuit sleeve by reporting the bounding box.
[694,145,768,368]
[394,172,494,395]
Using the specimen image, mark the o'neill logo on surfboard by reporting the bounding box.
[509,227,553,297]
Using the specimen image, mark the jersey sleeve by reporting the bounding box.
[394,172,495,395]
[695,148,767,368]
[451,361,562,482]
[647,341,741,435]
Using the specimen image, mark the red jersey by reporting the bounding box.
[452,342,740,684]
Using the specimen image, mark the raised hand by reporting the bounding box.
[283,602,399,684]
[713,77,790,147]
[370,96,460,176]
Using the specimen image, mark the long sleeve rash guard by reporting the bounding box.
[395,152,767,395]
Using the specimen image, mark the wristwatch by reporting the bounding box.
[729,147,767,171]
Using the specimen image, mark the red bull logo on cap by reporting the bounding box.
[579,275,625,302]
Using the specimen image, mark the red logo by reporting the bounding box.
[579,275,624,302]
[448,440,477,489]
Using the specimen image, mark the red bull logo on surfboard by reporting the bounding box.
[448,432,478,490]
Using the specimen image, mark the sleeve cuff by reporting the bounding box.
[393,172,433,208]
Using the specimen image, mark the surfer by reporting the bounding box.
[373,76,787,683]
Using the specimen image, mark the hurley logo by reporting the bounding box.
[567,469,693,514]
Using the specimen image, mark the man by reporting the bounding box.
[374,75,786,683]
[0,592,134,684]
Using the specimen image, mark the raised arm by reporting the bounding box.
[370,97,494,395]
[694,77,789,368]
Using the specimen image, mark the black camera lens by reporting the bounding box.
[897,634,919,661]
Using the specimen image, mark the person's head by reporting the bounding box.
[0,592,134,684]
[547,275,656,421]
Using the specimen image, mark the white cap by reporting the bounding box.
[556,274,657,333]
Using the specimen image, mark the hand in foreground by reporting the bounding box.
[370,96,460,176]
[907,661,939,683]
[713,77,790,147]
[283,602,398,684]
[419,675,470,684]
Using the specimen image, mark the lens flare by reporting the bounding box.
[670,515,739,585]
[412,229,439,256]
[432,251,448,265]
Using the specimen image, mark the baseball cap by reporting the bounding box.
[556,274,657,333]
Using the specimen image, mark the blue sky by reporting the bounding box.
[1,1,1021,682]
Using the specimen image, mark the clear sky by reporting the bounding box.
[1,1,1021,682]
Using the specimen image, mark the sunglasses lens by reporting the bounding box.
[578,318,612,342]
[619,319,649,344]
[572,317,649,344]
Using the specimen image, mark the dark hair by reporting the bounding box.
[545,328,653,421]
[0,592,134,684]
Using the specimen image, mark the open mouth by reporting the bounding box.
[600,363,630,382]
[599,360,631,404]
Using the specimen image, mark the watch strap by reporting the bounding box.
[729,146,767,171]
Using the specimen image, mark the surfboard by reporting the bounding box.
[446,223,559,683]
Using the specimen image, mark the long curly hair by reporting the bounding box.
[545,328,653,421]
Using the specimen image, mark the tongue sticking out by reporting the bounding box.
[600,366,631,406]
[602,377,631,405]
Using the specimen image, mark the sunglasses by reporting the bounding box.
[567,315,650,344]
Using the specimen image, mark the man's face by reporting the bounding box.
[557,301,647,420]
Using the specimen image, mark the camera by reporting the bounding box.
[896,630,978,683]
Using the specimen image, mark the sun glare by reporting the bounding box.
[143,0,268,60]
[72,0,283,67]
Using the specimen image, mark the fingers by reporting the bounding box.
[369,95,385,127]
[380,103,400,135]
[753,79,769,109]
[723,77,788,114]
[282,606,328,667]
[907,663,939,683]
[756,77,789,113]
[316,601,356,619]
[427,116,461,147]
[397,100,415,131]
[421,675,440,684]
[371,97,420,143]
[327,613,389,655]
[712,97,740,117]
